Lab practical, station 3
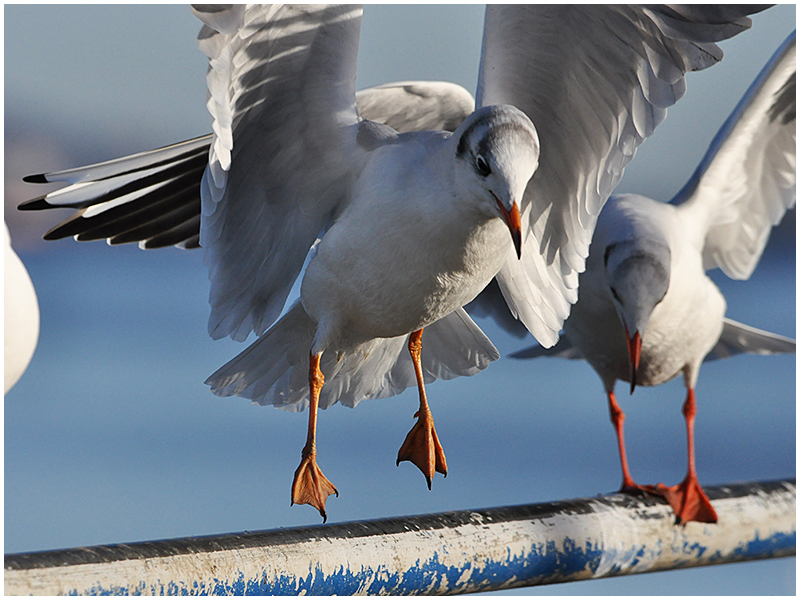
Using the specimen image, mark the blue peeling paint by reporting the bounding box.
[737,531,796,558]
[58,526,795,596]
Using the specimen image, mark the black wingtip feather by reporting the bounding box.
[17,197,54,211]
[22,173,50,184]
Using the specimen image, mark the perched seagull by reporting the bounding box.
[511,31,796,524]
[4,223,40,394]
[20,5,767,521]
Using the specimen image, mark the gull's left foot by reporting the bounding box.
[291,447,338,523]
[396,407,447,488]
[653,476,718,525]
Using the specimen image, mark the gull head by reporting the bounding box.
[603,238,671,393]
[453,105,539,259]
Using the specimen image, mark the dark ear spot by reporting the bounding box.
[456,131,468,157]
[603,243,616,267]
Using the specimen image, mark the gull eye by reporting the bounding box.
[475,155,491,177]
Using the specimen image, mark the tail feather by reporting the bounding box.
[205,301,316,409]
[206,306,499,412]
[422,307,500,381]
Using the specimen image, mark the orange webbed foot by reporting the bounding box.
[653,476,718,525]
[396,408,447,489]
[291,448,338,523]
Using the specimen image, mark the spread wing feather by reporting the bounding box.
[194,4,365,342]
[674,31,796,280]
[477,5,766,347]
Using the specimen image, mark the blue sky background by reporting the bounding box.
[4,5,796,595]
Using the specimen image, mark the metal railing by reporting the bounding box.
[4,479,794,595]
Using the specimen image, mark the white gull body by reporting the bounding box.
[513,31,796,524]
[4,223,40,394]
[567,194,730,391]
[19,5,769,521]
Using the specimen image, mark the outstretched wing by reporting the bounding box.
[477,5,768,347]
[18,81,472,251]
[674,31,796,280]
[195,5,366,342]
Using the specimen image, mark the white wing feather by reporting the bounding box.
[675,31,796,280]
[477,5,763,347]
[194,4,365,342]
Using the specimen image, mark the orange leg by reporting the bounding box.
[607,390,647,494]
[291,352,338,522]
[654,388,718,524]
[396,329,447,488]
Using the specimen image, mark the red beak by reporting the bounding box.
[625,327,642,394]
[496,197,522,259]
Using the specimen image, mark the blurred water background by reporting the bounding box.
[5,5,795,595]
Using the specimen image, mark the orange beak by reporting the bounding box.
[495,197,522,259]
[625,327,642,394]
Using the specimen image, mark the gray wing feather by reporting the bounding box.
[195,5,365,342]
[706,317,796,360]
[356,81,473,133]
[508,317,795,363]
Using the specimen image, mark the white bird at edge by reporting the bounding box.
[18,5,768,522]
[4,222,40,394]
[509,30,796,524]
